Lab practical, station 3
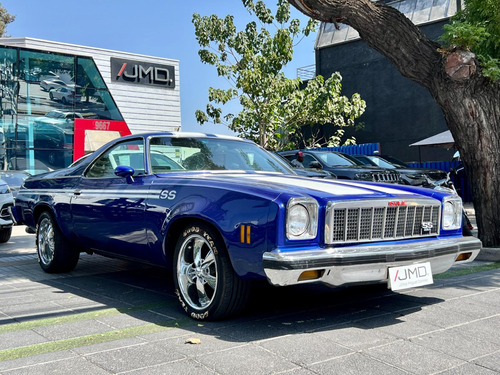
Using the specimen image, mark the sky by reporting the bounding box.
[2,0,317,135]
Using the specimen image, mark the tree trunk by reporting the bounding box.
[288,0,500,246]
[434,64,500,247]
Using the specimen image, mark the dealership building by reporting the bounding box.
[0,37,180,173]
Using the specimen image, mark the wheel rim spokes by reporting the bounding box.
[38,219,55,265]
[177,234,218,310]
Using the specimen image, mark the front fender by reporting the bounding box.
[151,188,279,279]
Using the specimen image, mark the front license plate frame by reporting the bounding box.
[388,262,433,291]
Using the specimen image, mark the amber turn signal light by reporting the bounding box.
[456,252,472,261]
[298,270,324,282]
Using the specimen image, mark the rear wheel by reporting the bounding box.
[173,223,249,320]
[36,211,79,273]
[47,152,57,166]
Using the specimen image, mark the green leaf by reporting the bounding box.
[192,0,365,148]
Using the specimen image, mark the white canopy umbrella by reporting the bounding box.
[409,130,454,149]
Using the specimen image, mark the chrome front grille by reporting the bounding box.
[325,199,441,244]
[372,171,400,183]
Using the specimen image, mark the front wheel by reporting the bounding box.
[173,223,249,320]
[36,211,79,273]
[462,211,473,236]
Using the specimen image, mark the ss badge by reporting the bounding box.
[421,221,433,233]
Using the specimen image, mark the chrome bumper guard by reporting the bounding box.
[263,237,482,287]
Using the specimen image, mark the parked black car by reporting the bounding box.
[273,152,336,179]
[278,150,400,183]
[360,154,447,184]
[352,154,428,186]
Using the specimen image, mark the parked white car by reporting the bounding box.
[49,87,82,104]
[38,71,60,82]
[40,79,68,92]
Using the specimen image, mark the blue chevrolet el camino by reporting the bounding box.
[13,133,482,320]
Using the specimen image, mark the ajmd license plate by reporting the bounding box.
[388,262,433,291]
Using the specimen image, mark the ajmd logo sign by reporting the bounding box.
[111,58,175,88]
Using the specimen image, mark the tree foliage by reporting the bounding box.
[193,0,365,150]
[440,0,500,80]
[0,2,15,37]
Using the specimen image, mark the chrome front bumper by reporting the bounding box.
[263,237,482,287]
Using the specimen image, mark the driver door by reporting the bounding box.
[70,138,153,259]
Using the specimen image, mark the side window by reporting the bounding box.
[302,155,317,168]
[86,139,145,178]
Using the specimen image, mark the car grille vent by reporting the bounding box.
[371,172,400,183]
[325,199,440,244]
[0,203,13,221]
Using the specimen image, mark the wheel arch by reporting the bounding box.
[33,203,55,224]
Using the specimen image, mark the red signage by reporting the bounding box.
[73,119,131,161]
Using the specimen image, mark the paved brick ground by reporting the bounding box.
[0,225,499,374]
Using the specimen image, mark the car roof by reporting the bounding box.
[117,132,251,143]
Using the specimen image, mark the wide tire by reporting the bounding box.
[173,223,249,321]
[462,211,473,236]
[0,227,12,243]
[36,211,79,273]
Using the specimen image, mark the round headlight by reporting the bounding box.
[288,204,310,236]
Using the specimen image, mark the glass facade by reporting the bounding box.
[0,46,124,175]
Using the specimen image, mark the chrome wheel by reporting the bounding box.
[37,217,55,266]
[177,233,218,310]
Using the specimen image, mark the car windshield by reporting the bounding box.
[366,156,396,169]
[381,155,409,168]
[311,151,356,167]
[341,153,365,166]
[149,136,293,173]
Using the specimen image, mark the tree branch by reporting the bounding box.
[288,0,442,88]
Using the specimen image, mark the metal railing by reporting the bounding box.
[297,64,316,80]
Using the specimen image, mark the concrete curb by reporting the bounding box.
[476,247,500,262]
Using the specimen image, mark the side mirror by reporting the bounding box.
[115,165,135,184]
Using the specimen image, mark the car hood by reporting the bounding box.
[155,171,438,202]
[391,168,426,175]
[323,165,399,174]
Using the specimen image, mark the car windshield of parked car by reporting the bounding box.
[366,156,397,169]
[340,153,366,166]
[312,151,356,167]
[380,155,409,168]
[149,136,292,173]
